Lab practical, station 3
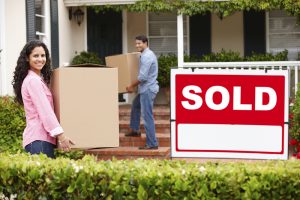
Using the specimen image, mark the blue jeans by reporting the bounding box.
[130,89,158,147]
[25,140,56,158]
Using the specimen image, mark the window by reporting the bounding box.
[35,0,50,47]
[148,12,189,56]
[268,10,300,60]
[35,0,45,40]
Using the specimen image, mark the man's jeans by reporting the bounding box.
[130,89,158,147]
[25,140,55,158]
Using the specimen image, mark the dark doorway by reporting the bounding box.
[87,8,125,102]
[87,8,122,60]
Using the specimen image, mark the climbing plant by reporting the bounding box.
[91,0,300,19]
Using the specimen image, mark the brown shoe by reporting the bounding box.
[138,145,158,150]
[125,131,141,137]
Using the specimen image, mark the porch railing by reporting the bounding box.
[176,14,300,99]
[179,61,300,99]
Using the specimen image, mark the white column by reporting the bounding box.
[43,0,51,49]
[122,10,128,54]
[0,0,6,95]
[177,14,184,68]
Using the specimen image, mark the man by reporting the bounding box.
[125,35,159,150]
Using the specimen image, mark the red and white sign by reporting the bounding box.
[170,69,289,159]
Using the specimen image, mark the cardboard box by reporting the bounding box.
[51,64,119,149]
[105,52,140,93]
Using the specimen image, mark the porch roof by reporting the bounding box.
[63,0,227,7]
[63,0,137,7]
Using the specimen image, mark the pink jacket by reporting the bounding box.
[21,70,63,147]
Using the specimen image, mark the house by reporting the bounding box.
[1,0,300,99]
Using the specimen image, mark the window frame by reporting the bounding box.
[147,11,190,56]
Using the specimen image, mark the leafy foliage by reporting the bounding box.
[158,54,178,88]
[201,49,243,62]
[91,0,300,19]
[290,84,300,157]
[157,50,289,88]
[71,51,103,65]
[245,50,289,61]
[0,96,25,153]
[0,96,83,159]
[1,153,300,199]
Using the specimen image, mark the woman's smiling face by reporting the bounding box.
[28,46,46,75]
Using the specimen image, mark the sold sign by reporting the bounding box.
[170,69,289,159]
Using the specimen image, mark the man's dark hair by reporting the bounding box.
[135,35,148,45]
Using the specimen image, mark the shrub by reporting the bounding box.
[289,83,300,158]
[245,50,288,61]
[0,96,83,159]
[71,51,103,65]
[157,50,289,89]
[157,54,177,88]
[201,49,243,62]
[0,96,25,153]
[0,153,300,199]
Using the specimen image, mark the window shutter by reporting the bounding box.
[190,13,211,57]
[26,0,36,41]
[50,0,59,68]
[244,10,266,56]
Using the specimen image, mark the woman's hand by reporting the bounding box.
[57,134,74,152]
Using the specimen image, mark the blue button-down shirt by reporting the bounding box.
[138,48,159,94]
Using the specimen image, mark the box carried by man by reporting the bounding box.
[105,52,140,93]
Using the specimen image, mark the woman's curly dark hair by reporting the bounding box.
[12,40,52,105]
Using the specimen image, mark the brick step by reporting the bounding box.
[119,105,170,121]
[119,114,170,121]
[119,104,170,112]
[119,120,170,134]
[119,133,170,147]
[85,146,170,160]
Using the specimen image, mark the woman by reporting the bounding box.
[12,40,73,158]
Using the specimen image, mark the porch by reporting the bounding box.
[85,104,171,160]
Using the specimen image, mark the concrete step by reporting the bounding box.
[85,146,170,160]
[119,120,170,134]
[119,133,170,147]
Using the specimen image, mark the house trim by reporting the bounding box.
[122,10,128,53]
[84,7,88,51]
[63,0,137,7]
[0,0,6,95]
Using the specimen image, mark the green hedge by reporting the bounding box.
[0,153,300,199]
[0,96,25,153]
[0,96,83,159]
[71,51,103,65]
[157,50,288,88]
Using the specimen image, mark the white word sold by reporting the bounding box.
[181,85,277,111]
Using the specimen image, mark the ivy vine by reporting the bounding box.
[91,0,300,19]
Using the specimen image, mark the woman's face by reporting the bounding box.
[28,46,46,75]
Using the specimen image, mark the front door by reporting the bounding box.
[87,8,122,60]
[87,8,124,101]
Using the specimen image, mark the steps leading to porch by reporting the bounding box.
[84,104,171,160]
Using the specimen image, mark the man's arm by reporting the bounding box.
[126,79,140,93]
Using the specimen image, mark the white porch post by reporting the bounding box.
[44,0,51,49]
[177,14,184,68]
[0,0,6,95]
